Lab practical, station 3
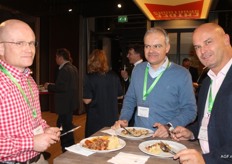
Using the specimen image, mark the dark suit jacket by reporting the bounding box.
[189,66,199,82]
[48,62,79,115]
[189,65,232,164]
[122,64,133,93]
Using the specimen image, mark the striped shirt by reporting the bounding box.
[0,60,48,162]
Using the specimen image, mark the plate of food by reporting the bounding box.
[80,135,126,153]
[115,127,153,140]
[139,140,187,158]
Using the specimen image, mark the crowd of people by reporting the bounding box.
[0,18,232,164]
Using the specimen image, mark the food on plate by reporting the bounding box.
[146,142,171,154]
[83,136,120,150]
[108,136,120,149]
[121,128,149,136]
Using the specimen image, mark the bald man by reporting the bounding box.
[172,23,232,164]
[0,19,60,163]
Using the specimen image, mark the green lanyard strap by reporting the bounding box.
[0,64,37,118]
[208,80,215,115]
[143,61,170,101]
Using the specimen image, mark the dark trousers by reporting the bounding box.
[57,113,75,152]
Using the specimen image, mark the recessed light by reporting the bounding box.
[117,3,122,8]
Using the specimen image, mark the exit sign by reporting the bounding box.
[118,15,128,23]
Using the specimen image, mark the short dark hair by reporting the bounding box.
[56,48,73,62]
[182,58,190,62]
[127,43,144,58]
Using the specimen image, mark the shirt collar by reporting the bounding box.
[147,57,169,70]
[0,59,31,80]
[134,59,143,66]
[147,57,170,78]
[59,61,69,70]
[208,58,232,80]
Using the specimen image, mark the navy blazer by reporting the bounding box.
[189,65,232,164]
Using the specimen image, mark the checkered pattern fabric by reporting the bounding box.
[0,60,48,162]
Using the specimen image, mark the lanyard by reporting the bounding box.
[143,61,170,101]
[0,64,37,118]
[207,80,215,115]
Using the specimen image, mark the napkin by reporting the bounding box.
[65,143,95,156]
[101,128,117,135]
[107,152,149,164]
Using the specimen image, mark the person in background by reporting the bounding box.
[172,23,232,164]
[121,44,144,92]
[120,44,144,126]
[44,48,79,152]
[182,57,199,83]
[194,66,209,100]
[112,27,197,138]
[0,19,60,163]
[83,49,123,137]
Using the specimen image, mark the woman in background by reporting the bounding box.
[83,49,123,137]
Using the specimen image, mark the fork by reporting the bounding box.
[159,141,176,155]
[121,126,142,137]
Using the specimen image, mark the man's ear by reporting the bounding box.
[165,43,170,54]
[0,44,5,59]
[0,44,4,58]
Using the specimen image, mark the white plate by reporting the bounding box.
[79,136,126,153]
[139,140,187,158]
[115,127,153,140]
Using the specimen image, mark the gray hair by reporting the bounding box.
[144,27,170,45]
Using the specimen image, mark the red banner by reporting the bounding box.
[145,1,203,20]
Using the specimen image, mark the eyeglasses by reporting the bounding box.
[0,41,39,47]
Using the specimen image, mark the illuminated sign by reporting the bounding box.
[134,0,212,20]
[118,15,128,23]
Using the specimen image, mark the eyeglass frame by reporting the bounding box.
[0,41,39,47]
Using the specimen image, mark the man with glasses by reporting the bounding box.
[0,19,60,163]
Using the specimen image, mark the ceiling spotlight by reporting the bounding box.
[107,27,111,31]
[117,3,122,8]
[68,8,72,12]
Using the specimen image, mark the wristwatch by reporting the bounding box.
[165,123,174,132]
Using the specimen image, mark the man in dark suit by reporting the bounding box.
[182,58,199,82]
[172,23,232,164]
[121,44,144,92]
[120,44,144,126]
[44,48,79,152]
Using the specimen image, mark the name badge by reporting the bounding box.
[137,106,149,118]
[198,116,209,141]
[198,126,208,141]
[33,125,44,135]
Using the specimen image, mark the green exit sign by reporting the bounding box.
[118,15,128,23]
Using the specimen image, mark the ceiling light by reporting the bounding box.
[117,3,122,8]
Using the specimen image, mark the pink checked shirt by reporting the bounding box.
[0,60,49,162]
